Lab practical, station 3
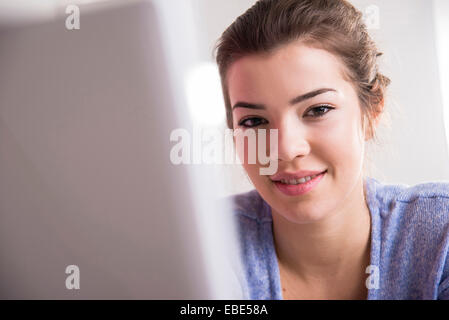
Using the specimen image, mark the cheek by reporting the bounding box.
[234,134,267,178]
[320,113,365,170]
[234,136,252,175]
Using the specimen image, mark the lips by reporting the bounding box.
[272,170,327,196]
[270,169,328,182]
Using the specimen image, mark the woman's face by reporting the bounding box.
[227,42,368,223]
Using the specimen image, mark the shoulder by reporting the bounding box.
[219,190,279,300]
[366,177,449,298]
[395,180,449,202]
[220,189,272,224]
[219,189,273,258]
[367,176,449,219]
[366,176,449,236]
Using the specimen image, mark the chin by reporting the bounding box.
[276,205,328,224]
[255,181,330,222]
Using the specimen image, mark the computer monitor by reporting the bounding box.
[0,0,245,299]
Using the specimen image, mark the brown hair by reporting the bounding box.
[214,0,390,141]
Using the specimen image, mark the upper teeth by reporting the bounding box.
[280,173,320,185]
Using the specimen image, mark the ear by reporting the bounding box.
[364,99,384,141]
[363,115,372,141]
[373,98,385,129]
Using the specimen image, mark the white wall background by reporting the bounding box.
[434,0,449,163]
[189,0,449,196]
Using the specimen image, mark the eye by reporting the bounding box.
[238,117,268,128]
[304,105,335,118]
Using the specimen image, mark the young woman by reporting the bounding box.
[214,0,449,299]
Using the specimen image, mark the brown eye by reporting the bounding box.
[238,117,268,128]
[304,105,334,118]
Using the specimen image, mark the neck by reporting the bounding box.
[272,176,372,282]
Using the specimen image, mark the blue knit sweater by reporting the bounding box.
[229,176,449,299]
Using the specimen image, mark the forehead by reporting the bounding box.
[226,42,350,105]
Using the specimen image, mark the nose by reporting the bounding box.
[276,117,311,162]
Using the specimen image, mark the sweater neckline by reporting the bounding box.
[263,176,381,300]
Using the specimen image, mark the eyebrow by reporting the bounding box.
[232,88,337,110]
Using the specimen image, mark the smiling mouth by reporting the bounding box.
[271,170,328,185]
[270,170,327,196]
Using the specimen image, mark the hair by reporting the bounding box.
[214,0,391,143]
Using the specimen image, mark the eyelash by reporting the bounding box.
[237,104,335,128]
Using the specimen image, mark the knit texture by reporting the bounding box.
[227,176,449,299]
